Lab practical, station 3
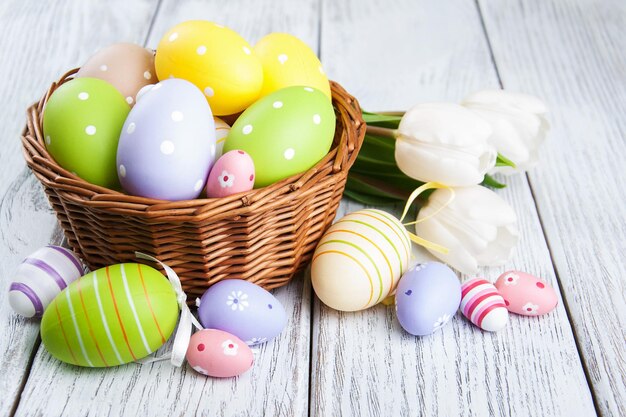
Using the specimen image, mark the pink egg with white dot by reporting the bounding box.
[205,150,255,198]
[186,329,254,378]
[495,270,558,316]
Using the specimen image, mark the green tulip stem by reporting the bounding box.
[366,125,397,139]
[375,111,405,117]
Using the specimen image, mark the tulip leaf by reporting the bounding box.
[343,189,400,206]
[496,153,517,168]
[364,134,396,152]
[347,174,413,201]
[482,174,507,189]
[362,111,402,129]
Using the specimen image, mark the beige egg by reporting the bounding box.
[77,43,158,106]
[311,209,412,311]
[214,117,231,158]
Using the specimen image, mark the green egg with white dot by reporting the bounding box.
[43,77,130,189]
[223,86,335,188]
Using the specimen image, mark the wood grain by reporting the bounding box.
[16,278,311,417]
[3,0,623,416]
[14,1,319,416]
[0,1,159,415]
[477,0,626,415]
[311,1,596,416]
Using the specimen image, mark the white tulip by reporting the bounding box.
[462,89,549,174]
[394,103,497,186]
[415,185,519,274]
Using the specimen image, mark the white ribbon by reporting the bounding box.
[133,252,203,367]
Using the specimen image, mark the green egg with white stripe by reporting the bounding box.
[311,209,412,311]
[40,263,178,367]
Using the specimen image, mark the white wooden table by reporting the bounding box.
[1,1,624,416]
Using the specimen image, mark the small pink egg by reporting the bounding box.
[186,329,254,378]
[460,278,508,332]
[206,150,255,198]
[495,270,558,316]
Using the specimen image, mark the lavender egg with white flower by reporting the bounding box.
[116,78,216,200]
[395,262,461,336]
[197,280,287,346]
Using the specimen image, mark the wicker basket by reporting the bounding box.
[21,69,365,300]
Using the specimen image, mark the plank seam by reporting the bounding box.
[143,0,165,47]
[9,0,165,414]
[473,1,602,415]
[8,335,41,417]
[309,3,322,416]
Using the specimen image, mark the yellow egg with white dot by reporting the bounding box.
[311,209,412,312]
[254,33,331,99]
[155,20,263,115]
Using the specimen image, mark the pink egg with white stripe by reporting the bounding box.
[8,246,84,318]
[460,278,508,332]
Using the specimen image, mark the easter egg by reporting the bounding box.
[197,280,286,346]
[117,79,216,200]
[214,117,230,158]
[155,20,263,116]
[254,33,330,99]
[460,278,508,331]
[40,263,178,367]
[311,209,411,311]
[43,77,130,189]
[223,86,335,187]
[186,329,254,377]
[76,43,157,106]
[395,262,461,336]
[205,150,255,198]
[495,270,558,316]
[8,246,84,318]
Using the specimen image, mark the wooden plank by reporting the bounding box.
[311,0,597,416]
[0,1,160,415]
[477,0,626,415]
[17,278,311,417]
[15,1,319,416]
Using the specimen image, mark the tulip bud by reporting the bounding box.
[462,90,549,174]
[394,103,497,186]
[415,185,519,274]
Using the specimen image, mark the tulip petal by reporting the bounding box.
[415,185,519,271]
[416,218,479,274]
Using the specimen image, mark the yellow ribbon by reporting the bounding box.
[399,182,455,254]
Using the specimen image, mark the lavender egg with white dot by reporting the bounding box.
[116,78,216,200]
[197,280,287,346]
[395,262,461,336]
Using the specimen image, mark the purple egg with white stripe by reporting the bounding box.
[8,246,84,318]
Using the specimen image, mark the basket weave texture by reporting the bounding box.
[21,69,365,301]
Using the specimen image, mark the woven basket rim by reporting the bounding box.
[22,68,365,221]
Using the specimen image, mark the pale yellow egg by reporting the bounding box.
[311,209,412,311]
[213,117,230,158]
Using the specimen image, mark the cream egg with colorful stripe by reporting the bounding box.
[40,263,178,367]
[214,117,231,158]
[311,209,411,311]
